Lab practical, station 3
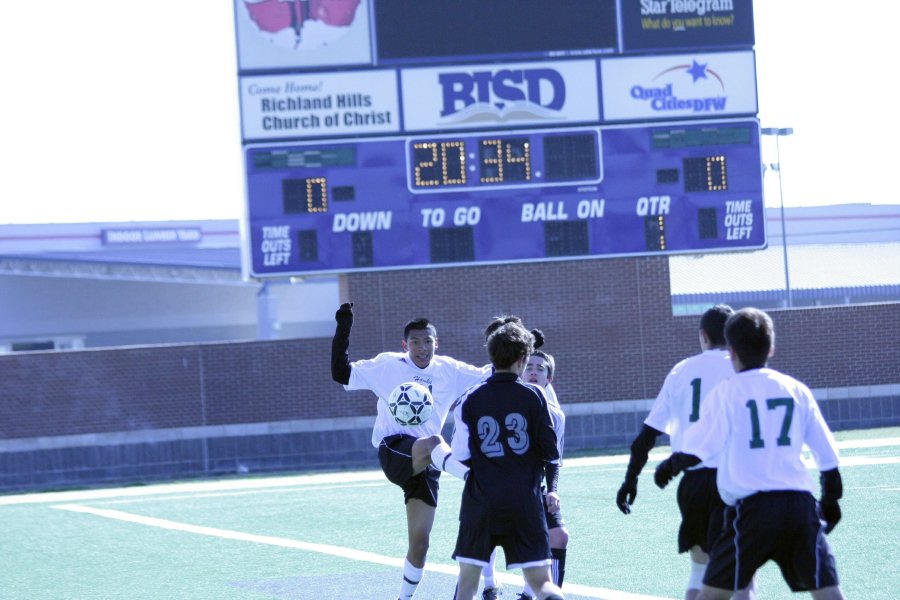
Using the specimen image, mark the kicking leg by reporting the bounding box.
[418,435,470,480]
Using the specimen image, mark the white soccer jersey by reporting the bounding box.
[346,351,492,447]
[682,367,840,506]
[644,349,734,468]
[544,383,566,461]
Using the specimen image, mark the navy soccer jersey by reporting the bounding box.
[451,372,560,524]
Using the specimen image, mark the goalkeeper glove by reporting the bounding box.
[335,302,354,333]
[654,452,701,489]
[616,478,637,514]
[819,468,843,534]
[820,499,841,534]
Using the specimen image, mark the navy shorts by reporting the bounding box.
[453,504,551,570]
[704,491,840,592]
[378,434,440,507]
[676,467,724,554]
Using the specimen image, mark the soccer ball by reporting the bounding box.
[387,382,434,426]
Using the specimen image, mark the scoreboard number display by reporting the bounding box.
[246,119,765,277]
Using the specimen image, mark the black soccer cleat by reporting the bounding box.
[482,586,502,600]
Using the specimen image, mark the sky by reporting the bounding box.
[0,1,897,225]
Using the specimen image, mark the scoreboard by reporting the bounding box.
[233,0,761,278]
[246,119,763,274]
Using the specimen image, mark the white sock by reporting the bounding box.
[430,442,470,481]
[482,548,497,588]
[399,559,423,599]
[687,560,706,591]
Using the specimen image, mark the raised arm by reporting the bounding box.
[331,302,354,385]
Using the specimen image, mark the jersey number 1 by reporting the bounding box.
[689,378,702,422]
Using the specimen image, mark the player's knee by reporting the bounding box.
[408,535,429,560]
[688,545,709,564]
[550,526,569,548]
[413,435,442,455]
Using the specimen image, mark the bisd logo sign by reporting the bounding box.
[438,68,566,118]
[400,60,599,131]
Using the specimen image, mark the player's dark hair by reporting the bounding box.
[404,318,437,340]
[700,304,735,347]
[532,349,555,379]
[724,307,774,370]
[483,314,523,341]
[487,322,534,369]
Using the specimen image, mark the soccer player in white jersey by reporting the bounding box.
[616,304,738,600]
[330,302,491,600]
[515,350,569,600]
[450,323,564,600]
[654,308,845,600]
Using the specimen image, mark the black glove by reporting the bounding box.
[654,459,676,489]
[332,303,354,385]
[335,302,354,333]
[530,328,545,349]
[654,452,701,489]
[819,468,843,534]
[820,499,841,534]
[616,478,637,514]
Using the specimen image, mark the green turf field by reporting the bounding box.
[2,427,898,599]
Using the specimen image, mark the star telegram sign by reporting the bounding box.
[600,50,757,122]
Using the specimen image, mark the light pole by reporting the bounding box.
[761,127,794,308]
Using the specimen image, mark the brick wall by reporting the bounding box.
[340,258,900,407]
[1,256,898,491]
[2,257,899,439]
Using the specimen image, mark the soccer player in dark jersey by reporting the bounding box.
[478,315,547,600]
[449,322,564,600]
[654,308,845,599]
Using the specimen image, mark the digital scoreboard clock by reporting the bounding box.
[245,119,765,277]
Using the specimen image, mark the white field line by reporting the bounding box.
[49,503,675,600]
[0,470,387,506]
[4,436,899,507]
[88,482,389,506]
[565,437,900,469]
[835,436,900,449]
